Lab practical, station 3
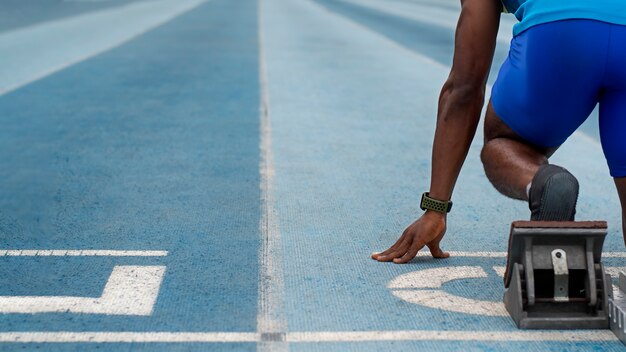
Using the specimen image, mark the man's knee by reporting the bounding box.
[480,137,503,173]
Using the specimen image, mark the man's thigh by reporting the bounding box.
[483,100,558,158]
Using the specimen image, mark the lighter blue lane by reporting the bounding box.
[263,0,623,350]
[0,0,260,350]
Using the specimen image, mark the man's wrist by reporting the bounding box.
[424,209,446,219]
[420,192,453,213]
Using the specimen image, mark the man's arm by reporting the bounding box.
[373,0,502,263]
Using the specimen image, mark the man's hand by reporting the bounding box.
[371,211,449,264]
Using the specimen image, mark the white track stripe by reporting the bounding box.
[0,266,165,315]
[287,330,616,342]
[419,251,626,258]
[0,332,259,343]
[0,330,616,343]
[257,0,288,350]
[0,250,167,257]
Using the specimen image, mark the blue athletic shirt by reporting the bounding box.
[501,0,626,36]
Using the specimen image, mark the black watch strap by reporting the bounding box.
[420,192,453,213]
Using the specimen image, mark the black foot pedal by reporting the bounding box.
[503,221,610,329]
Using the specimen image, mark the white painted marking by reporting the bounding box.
[0,250,167,257]
[446,251,508,257]
[389,262,626,317]
[0,332,259,343]
[606,267,626,278]
[0,266,165,315]
[416,251,626,258]
[493,266,506,277]
[286,330,616,342]
[391,290,508,316]
[388,266,509,316]
[0,330,616,343]
[388,266,486,289]
[257,0,288,350]
[0,0,208,95]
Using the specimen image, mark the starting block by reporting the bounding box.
[503,221,610,329]
[609,272,626,344]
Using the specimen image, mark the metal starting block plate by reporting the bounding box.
[503,221,610,329]
[609,272,626,345]
[504,221,608,288]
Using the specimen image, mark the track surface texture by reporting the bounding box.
[0,0,622,351]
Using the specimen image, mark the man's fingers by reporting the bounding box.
[428,245,450,259]
[393,243,424,264]
[382,228,410,252]
[427,230,449,259]
[372,231,410,260]
[375,241,410,262]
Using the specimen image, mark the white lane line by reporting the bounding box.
[0,330,616,343]
[0,332,260,343]
[445,251,508,257]
[0,250,167,257]
[418,251,626,258]
[287,330,617,342]
[0,266,165,315]
[0,0,207,95]
[257,0,288,350]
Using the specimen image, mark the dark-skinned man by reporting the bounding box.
[373,0,626,264]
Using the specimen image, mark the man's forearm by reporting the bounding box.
[428,80,485,201]
[425,0,502,202]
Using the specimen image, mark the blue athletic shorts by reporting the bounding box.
[491,19,626,177]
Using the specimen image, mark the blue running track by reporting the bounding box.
[0,0,623,350]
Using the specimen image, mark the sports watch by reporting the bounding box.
[420,192,453,214]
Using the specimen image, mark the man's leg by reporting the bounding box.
[481,100,581,221]
[616,178,626,244]
[480,101,557,201]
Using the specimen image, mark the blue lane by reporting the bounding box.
[264,0,624,349]
[0,0,144,33]
[0,0,260,350]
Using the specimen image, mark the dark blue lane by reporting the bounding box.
[0,0,145,33]
[0,0,260,349]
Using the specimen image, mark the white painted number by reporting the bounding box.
[0,266,165,315]
[388,254,626,317]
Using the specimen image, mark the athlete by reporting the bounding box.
[372,0,626,263]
